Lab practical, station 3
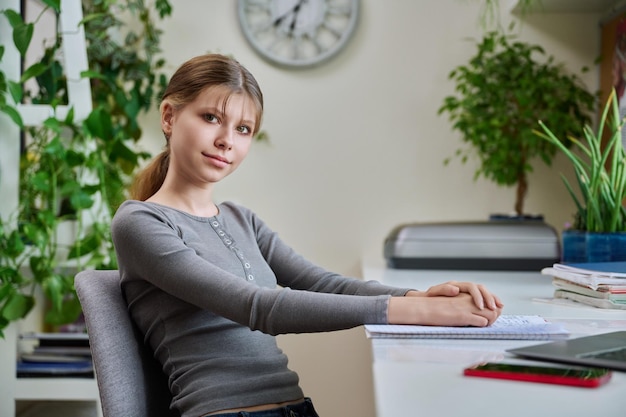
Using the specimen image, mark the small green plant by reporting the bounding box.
[535,90,626,233]
[438,28,595,216]
[0,0,172,336]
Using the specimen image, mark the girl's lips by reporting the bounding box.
[203,153,231,166]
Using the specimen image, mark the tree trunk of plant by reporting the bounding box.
[515,174,528,216]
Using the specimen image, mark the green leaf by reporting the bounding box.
[13,23,34,56]
[20,62,48,83]
[64,106,75,124]
[8,80,23,104]
[0,104,24,128]
[68,233,100,259]
[124,88,141,119]
[30,171,52,193]
[84,107,113,139]
[111,139,140,166]
[64,149,85,167]
[0,292,35,321]
[0,284,13,302]
[44,294,82,326]
[69,190,95,211]
[40,0,61,13]
[5,230,26,258]
[42,274,65,312]
[78,12,109,26]
[80,70,107,80]
[43,136,66,157]
[156,0,173,18]
[2,9,24,28]
[43,117,62,132]
[29,255,52,281]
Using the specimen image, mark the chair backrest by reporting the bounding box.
[75,269,178,417]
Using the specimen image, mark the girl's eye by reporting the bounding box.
[203,113,218,123]
[237,125,251,135]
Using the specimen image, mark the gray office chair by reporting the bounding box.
[75,269,179,417]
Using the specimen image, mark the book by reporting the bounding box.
[16,360,94,378]
[17,331,93,378]
[542,263,626,309]
[20,331,90,347]
[552,262,626,277]
[364,315,569,340]
[541,262,626,289]
[21,353,92,363]
[31,345,92,356]
[552,278,626,303]
[554,290,626,310]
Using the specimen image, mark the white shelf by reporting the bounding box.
[15,378,99,401]
[1,322,102,417]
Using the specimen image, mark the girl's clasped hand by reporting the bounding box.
[390,281,503,327]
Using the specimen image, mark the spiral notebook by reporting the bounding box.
[365,315,569,340]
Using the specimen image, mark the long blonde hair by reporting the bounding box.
[129,54,264,201]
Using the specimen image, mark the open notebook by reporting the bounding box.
[364,315,569,340]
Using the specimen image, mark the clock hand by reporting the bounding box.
[288,0,307,36]
[272,0,306,33]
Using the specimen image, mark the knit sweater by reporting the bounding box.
[111,200,412,416]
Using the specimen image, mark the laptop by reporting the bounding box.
[507,331,626,372]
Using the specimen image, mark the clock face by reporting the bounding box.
[237,0,360,68]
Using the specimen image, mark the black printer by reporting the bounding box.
[384,218,560,271]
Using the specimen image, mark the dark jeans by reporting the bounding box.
[208,398,319,417]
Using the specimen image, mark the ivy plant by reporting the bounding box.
[438,28,596,216]
[0,0,172,336]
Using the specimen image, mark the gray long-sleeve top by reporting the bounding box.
[111,200,413,416]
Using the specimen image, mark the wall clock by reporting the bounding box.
[237,0,360,68]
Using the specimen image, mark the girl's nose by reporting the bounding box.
[215,127,233,150]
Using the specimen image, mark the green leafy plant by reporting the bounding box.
[438,28,596,216]
[535,90,626,233]
[0,0,172,336]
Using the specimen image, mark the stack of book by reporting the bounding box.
[17,332,93,378]
[541,262,626,310]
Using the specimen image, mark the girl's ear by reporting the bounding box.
[161,101,175,137]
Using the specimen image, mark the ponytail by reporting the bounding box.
[129,150,170,201]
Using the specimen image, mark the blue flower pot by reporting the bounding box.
[561,230,587,263]
[561,231,626,263]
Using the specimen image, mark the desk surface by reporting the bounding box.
[362,263,626,417]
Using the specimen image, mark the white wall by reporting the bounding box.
[0,0,20,220]
[135,1,603,416]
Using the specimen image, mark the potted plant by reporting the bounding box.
[438,28,596,217]
[535,89,626,263]
[0,0,173,336]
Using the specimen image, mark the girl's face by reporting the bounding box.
[161,86,258,187]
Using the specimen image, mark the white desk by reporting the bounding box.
[362,263,626,417]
